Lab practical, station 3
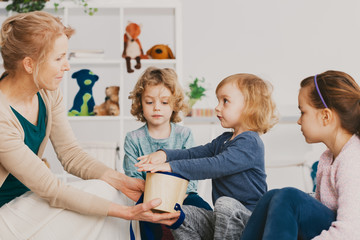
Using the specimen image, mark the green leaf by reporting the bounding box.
[187,77,206,100]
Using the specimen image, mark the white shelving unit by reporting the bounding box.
[0,0,183,179]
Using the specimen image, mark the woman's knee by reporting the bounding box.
[72,179,119,201]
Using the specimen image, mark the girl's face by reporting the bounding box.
[142,84,173,129]
[297,86,324,143]
[37,34,70,91]
[215,82,246,134]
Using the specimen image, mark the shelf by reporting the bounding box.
[0,1,183,176]
[68,116,121,121]
[69,59,121,65]
[67,115,139,121]
[184,115,299,125]
[184,117,218,124]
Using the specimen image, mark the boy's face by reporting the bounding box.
[297,86,324,143]
[142,84,173,129]
[215,82,246,134]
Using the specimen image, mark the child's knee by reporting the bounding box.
[214,196,250,217]
[271,187,305,207]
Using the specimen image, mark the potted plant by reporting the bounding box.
[5,0,97,15]
[186,77,206,116]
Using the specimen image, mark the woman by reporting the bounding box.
[0,11,179,239]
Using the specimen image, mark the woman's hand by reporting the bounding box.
[135,150,167,167]
[108,198,180,225]
[100,170,145,202]
[120,176,145,202]
[137,163,172,173]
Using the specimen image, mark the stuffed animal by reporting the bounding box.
[146,44,175,59]
[122,22,148,73]
[68,69,99,116]
[93,86,120,116]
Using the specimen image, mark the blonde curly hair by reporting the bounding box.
[129,67,189,123]
[216,73,279,134]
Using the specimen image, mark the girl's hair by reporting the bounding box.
[300,70,360,136]
[0,11,74,78]
[129,67,188,123]
[216,73,279,134]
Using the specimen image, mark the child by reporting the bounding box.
[136,73,279,239]
[123,67,211,239]
[241,70,360,240]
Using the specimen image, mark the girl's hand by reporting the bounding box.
[108,198,180,225]
[136,150,167,167]
[137,163,171,173]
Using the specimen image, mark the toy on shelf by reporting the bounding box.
[146,44,175,59]
[93,86,120,116]
[122,22,148,73]
[68,69,99,116]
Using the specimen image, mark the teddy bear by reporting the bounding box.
[93,86,120,116]
[68,69,99,116]
[122,22,148,73]
[146,44,175,59]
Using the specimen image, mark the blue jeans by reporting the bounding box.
[241,187,336,240]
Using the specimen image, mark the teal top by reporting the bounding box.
[123,123,198,194]
[0,93,46,207]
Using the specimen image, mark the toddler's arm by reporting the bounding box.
[136,150,167,166]
[137,162,172,173]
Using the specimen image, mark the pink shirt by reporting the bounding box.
[313,135,360,240]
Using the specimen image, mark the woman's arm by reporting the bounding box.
[101,169,180,225]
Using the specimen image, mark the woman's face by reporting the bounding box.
[37,34,70,91]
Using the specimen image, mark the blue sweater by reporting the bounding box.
[164,131,267,211]
[123,123,198,194]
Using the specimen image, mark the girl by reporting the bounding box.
[136,73,279,239]
[123,67,211,239]
[0,11,179,239]
[241,70,360,240]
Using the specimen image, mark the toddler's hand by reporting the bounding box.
[137,163,172,173]
[136,150,167,167]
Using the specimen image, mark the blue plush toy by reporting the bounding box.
[68,69,99,116]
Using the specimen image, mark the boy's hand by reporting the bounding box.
[136,150,167,167]
[137,163,172,173]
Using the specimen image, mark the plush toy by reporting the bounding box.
[93,86,120,116]
[122,22,148,73]
[146,44,175,59]
[68,69,99,116]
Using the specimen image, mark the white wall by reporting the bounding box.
[181,0,360,109]
[180,0,360,191]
